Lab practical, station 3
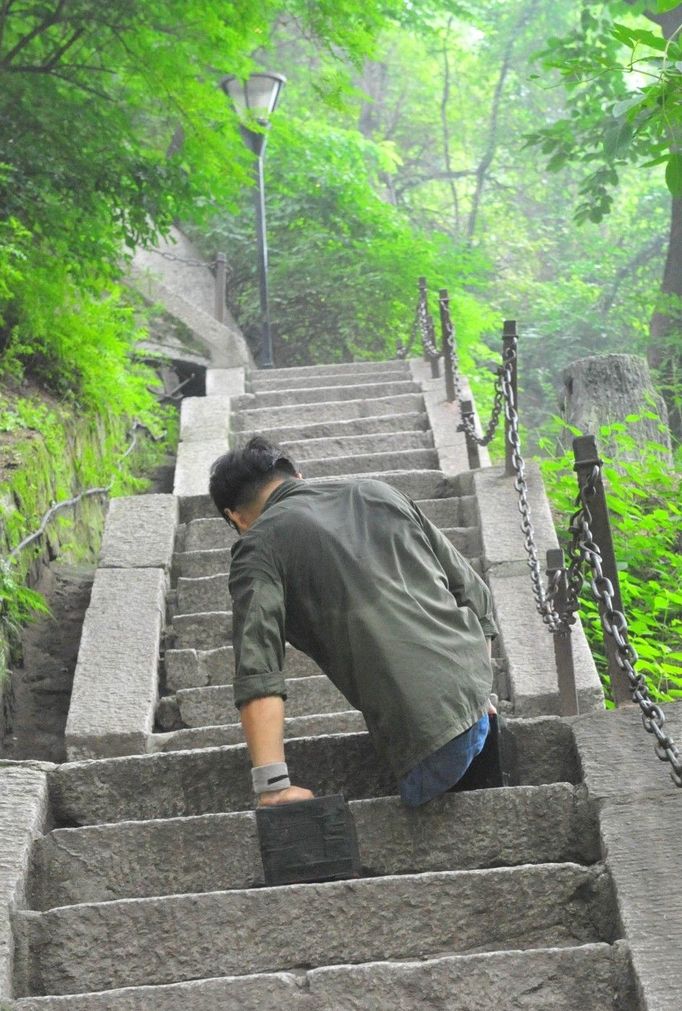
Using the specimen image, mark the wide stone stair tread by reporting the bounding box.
[15,863,613,997]
[235,379,420,411]
[301,447,440,478]
[246,359,411,381]
[164,644,322,691]
[176,677,350,726]
[28,785,599,909]
[47,717,578,825]
[281,428,434,460]
[12,942,638,1010]
[152,710,367,751]
[250,367,410,391]
[233,392,425,430]
[242,410,430,444]
[170,610,232,651]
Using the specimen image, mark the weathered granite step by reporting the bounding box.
[250,367,409,392]
[232,393,425,432]
[419,495,478,528]
[170,611,232,651]
[171,527,481,611]
[29,784,597,908]
[235,380,420,411]
[176,573,229,614]
[173,547,231,580]
[14,863,614,996]
[243,410,430,444]
[179,518,236,553]
[12,941,637,1010]
[248,360,411,381]
[301,447,439,478]
[152,709,367,751]
[176,493,480,558]
[178,471,456,524]
[47,717,578,825]
[282,428,434,461]
[177,676,349,726]
[164,644,322,691]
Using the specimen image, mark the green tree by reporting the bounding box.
[526,0,682,432]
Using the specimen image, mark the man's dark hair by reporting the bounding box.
[209,436,298,521]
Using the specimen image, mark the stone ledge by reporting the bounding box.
[65,568,167,760]
[490,571,603,716]
[179,397,230,443]
[0,766,49,1000]
[206,367,246,398]
[409,360,488,475]
[99,495,177,572]
[173,440,228,499]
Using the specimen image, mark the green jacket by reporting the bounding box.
[229,478,497,778]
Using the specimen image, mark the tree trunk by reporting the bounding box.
[631,3,682,434]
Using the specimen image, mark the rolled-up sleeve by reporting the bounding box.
[413,504,499,638]
[229,535,287,708]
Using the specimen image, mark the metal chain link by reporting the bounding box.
[153,250,218,268]
[457,366,505,446]
[570,467,682,788]
[416,291,441,364]
[396,309,420,360]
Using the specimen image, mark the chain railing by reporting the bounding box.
[411,277,681,787]
[148,249,228,324]
[5,422,162,562]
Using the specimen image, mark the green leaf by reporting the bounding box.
[665,153,682,196]
[603,119,633,158]
[656,0,682,13]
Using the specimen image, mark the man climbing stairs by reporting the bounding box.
[5,357,678,1009]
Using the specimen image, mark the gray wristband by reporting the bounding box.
[252,762,291,794]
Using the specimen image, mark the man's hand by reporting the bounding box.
[258,785,314,807]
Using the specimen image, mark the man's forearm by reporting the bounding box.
[239,695,285,766]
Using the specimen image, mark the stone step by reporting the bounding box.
[179,518,237,553]
[250,360,411,381]
[176,573,229,614]
[164,644,322,691]
[12,941,637,1010]
[173,547,231,580]
[176,494,479,559]
[30,783,597,908]
[177,676,349,726]
[243,410,430,444]
[250,367,410,392]
[171,527,480,613]
[48,717,578,825]
[170,611,232,651]
[301,447,440,479]
[235,380,420,412]
[282,429,434,461]
[307,469,452,500]
[232,393,425,432]
[14,862,614,996]
[419,495,478,528]
[178,470,456,524]
[152,709,367,751]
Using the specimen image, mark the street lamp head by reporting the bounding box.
[220,72,286,126]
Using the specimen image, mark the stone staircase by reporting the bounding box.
[4,357,667,1009]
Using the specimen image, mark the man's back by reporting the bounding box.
[229,477,496,778]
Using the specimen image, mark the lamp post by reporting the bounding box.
[221,72,286,369]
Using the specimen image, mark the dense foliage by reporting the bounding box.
[540,419,682,705]
[1,0,680,705]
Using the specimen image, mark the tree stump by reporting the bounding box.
[560,354,672,464]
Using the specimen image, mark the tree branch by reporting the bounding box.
[0,0,68,67]
[440,16,460,235]
[467,0,541,240]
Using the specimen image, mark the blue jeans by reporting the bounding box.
[399,714,490,807]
